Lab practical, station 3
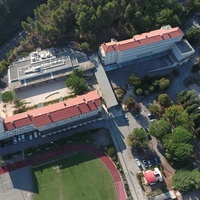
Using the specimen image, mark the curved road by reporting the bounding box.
[0,28,27,61]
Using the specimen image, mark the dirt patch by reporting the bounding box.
[92,128,112,148]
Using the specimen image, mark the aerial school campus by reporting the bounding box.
[0,21,199,200]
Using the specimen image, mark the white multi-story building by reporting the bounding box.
[99,25,195,66]
[0,90,102,140]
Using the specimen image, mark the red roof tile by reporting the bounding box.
[4,90,101,130]
[101,27,184,53]
[144,171,156,184]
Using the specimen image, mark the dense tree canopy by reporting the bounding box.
[177,90,200,135]
[127,128,148,148]
[186,28,200,45]
[165,105,191,129]
[149,118,172,140]
[172,170,200,192]
[163,127,194,164]
[21,0,183,46]
[158,93,173,108]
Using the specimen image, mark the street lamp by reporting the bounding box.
[51,141,59,147]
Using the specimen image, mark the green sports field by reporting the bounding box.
[32,151,117,200]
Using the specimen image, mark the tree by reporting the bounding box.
[124,96,140,113]
[165,105,191,128]
[172,170,200,192]
[73,68,84,78]
[149,118,171,140]
[158,93,173,108]
[124,96,135,110]
[127,128,148,148]
[149,103,162,118]
[1,91,15,103]
[21,21,32,33]
[156,9,181,27]
[171,127,193,144]
[128,74,141,87]
[66,75,88,95]
[13,98,26,109]
[135,88,143,96]
[163,127,194,164]
[80,42,90,51]
[186,27,200,44]
[66,69,88,95]
[158,78,170,90]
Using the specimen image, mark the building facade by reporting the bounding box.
[0,90,102,140]
[99,25,195,66]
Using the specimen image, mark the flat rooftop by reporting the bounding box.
[175,40,193,54]
[92,55,118,109]
[8,48,92,89]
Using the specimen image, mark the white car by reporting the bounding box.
[13,137,17,144]
[21,134,25,142]
[18,136,22,142]
[29,134,33,140]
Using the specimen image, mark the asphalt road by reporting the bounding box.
[0,28,27,61]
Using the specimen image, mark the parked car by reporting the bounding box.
[147,160,153,167]
[21,135,25,142]
[135,158,142,167]
[29,134,33,140]
[13,137,17,144]
[18,136,22,142]
[147,134,152,140]
[144,128,149,133]
[142,160,149,168]
[34,131,38,139]
[153,157,160,165]
[147,113,156,121]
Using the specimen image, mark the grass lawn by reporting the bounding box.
[32,151,117,200]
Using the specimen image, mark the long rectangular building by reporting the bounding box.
[0,90,102,140]
[99,25,194,66]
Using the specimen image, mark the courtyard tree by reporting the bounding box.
[124,96,135,110]
[66,75,88,95]
[80,42,90,51]
[127,128,148,148]
[128,74,141,87]
[149,118,172,140]
[1,91,15,103]
[158,78,170,90]
[124,96,140,113]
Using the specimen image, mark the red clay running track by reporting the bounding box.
[0,144,126,200]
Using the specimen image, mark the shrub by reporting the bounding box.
[191,64,200,73]
[107,147,115,158]
[135,88,143,96]
[80,42,90,51]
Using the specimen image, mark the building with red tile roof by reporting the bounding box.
[144,168,163,185]
[144,170,157,185]
[99,25,194,66]
[0,90,102,140]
